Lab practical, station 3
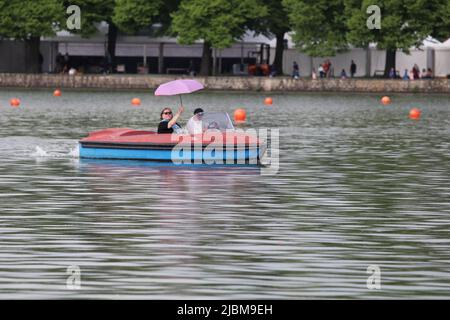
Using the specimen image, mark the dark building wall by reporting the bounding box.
[0,40,27,73]
[0,40,56,73]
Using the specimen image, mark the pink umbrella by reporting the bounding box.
[154,79,204,106]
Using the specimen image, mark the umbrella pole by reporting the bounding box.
[179,95,183,107]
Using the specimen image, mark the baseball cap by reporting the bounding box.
[193,108,204,115]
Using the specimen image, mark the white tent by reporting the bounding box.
[433,38,450,77]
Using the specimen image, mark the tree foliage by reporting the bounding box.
[0,0,64,39]
[345,0,450,52]
[171,0,268,49]
[282,0,348,56]
[113,0,162,34]
[61,0,115,37]
[252,0,291,36]
[253,0,292,75]
[284,0,450,56]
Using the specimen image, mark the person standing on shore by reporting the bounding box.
[421,68,427,79]
[323,60,330,77]
[329,64,334,78]
[412,64,420,79]
[311,68,317,80]
[409,68,415,81]
[403,69,409,80]
[292,61,300,79]
[389,68,396,79]
[318,64,325,78]
[350,60,356,78]
[188,60,196,76]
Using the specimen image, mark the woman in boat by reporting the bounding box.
[158,106,184,134]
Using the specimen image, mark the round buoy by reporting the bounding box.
[131,98,141,106]
[234,108,246,122]
[264,97,273,105]
[53,89,61,97]
[10,98,20,107]
[381,96,391,105]
[409,108,421,120]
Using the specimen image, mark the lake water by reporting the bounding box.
[0,88,449,299]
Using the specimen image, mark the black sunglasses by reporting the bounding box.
[163,111,173,115]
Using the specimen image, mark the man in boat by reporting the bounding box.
[186,108,204,135]
[158,105,184,134]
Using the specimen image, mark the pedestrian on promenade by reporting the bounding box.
[323,60,330,77]
[64,52,71,70]
[421,68,427,79]
[329,65,334,78]
[340,69,347,79]
[389,68,396,79]
[55,53,63,73]
[188,60,196,76]
[318,64,325,78]
[412,64,420,79]
[402,69,409,80]
[292,61,300,79]
[350,60,357,78]
[269,64,277,77]
[409,68,415,81]
[311,68,317,80]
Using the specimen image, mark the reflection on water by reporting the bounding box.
[0,89,449,298]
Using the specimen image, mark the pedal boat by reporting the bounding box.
[79,113,266,164]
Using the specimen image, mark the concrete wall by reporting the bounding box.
[0,73,448,93]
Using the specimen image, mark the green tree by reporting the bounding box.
[345,0,450,76]
[283,0,348,57]
[113,0,162,34]
[63,0,114,36]
[156,0,182,36]
[433,0,450,41]
[0,0,64,73]
[171,0,268,76]
[64,0,117,72]
[251,0,291,75]
[112,0,177,73]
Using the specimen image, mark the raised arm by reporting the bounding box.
[168,105,184,128]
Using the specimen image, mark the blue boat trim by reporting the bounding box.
[79,143,264,165]
[79,141,256,151]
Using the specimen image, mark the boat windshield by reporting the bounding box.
[186,112,235,134]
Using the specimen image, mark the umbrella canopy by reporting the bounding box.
[154,79,204,96]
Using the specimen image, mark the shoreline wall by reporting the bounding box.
[0,73,449,93]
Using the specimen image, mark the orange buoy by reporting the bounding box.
[10,98,20,107]
[409,108,421,120]
[234,108,246,122]
[264,97,273,105]
[381,96,391,105]
[131,98,141,106]
[53,89,61,97]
